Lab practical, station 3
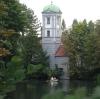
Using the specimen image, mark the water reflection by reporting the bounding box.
[4,80,95,99]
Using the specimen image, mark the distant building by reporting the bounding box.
[41,2,69,78]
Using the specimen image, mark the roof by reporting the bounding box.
[43,3,62,13]
[55,45,67,57]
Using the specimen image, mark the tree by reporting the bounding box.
[61,19,66,32]
[95,20,100,35]
[0,0,49,96]
[88,20,94,33]
[72,19,78,29]
[0,0,25,58]
[63,19,100,79]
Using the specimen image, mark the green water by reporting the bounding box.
[4,80,96,99]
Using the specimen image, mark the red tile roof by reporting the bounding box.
[55,45,66,57]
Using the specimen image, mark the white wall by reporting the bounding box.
[55,57,69,73]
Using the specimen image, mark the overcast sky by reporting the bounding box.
[20,0,100,28]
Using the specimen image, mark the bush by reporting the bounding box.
[26,64,49,79]
[42,86,100,99]
[2,56,25,83]
[96,74,100,85]
[42,90,65,99]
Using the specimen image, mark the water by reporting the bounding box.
[4,80,96,99]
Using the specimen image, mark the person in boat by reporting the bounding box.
[50,76,58,81]
[51,76,54,81]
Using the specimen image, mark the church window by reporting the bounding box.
[47,17,50,24]
[47,30,50,37]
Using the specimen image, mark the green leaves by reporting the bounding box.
[4,56,25,83]
[42,90,65,99]
[63,19,100,79]
[27,64,46,75]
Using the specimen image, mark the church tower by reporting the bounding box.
[42,2,62,68]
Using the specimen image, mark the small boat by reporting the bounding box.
[50,77,58,82]
[50,77,58,86]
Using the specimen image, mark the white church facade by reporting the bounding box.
[41,3,69,77]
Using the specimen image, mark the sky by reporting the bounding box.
[20,0,100,28]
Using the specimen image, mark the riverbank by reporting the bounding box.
[2,79,96,99]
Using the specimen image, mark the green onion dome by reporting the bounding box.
[43,3,62,13]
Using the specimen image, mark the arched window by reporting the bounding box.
[47,17,50,24]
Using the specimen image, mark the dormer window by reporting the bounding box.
[47,17,50,24]
[47,30,50,37]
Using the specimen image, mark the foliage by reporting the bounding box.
[63,19,100,79]
[42,90,65,99]
[61,19,66,32]
[17,6,49,75]
[96,75,100,85]
[92,87,100,99]
[27,64,45,74]
[0,56,25,83]
[0,56,25,96]
[20,33,49,75]
[0,0,49,96]
[42,86,100,99]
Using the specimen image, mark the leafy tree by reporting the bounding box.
[61,19,66,32]
[88,20,94,33]
[20,33,49,74]
[0,0,49,96]
[72,19,78,29]
[17,7,49,75]
[95,20,100,35]
[63,19,100,79]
